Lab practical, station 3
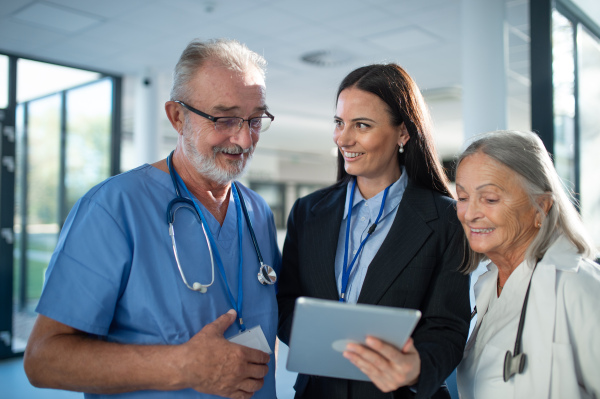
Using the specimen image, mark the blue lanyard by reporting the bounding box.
[173,170,246,331]
[340,179,391,302]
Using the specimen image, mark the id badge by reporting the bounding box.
[228,325,272,354]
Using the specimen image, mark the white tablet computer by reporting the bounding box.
[286,297,421,381]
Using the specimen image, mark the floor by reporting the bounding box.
[0,356,82,399]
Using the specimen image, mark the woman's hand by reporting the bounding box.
[343,336,420,393]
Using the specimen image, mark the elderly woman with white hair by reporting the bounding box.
[454,130,600,399]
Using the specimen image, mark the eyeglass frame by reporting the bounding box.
[174,100,274,133]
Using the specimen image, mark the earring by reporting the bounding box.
[399,143,404,153]
[536,222,542,228]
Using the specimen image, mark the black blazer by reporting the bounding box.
[277,180,470,399]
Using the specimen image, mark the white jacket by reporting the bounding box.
[457,235,600,399]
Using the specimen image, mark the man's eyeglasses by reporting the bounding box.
[174,100,274,134]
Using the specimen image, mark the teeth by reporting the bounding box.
[218,145,251,155]
[472,228,494,233]
[222,148,242,155]
[344,151,362,158]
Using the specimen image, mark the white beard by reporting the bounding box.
[181,122,254,185]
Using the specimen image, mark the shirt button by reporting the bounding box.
[365,203,369,207]
[361,217,365,221]
[353,250,357,254]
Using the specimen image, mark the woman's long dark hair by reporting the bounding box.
[335,64,452,198]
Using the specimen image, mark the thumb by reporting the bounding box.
[402,337,415,353]
[208,309,237,335]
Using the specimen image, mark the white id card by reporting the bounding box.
[228,325,272,354]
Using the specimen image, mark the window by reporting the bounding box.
[250,182,286,229]
[0,55,7,109]
[577,25,600,248]
[1,55,120,357]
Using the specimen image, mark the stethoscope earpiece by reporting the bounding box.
[192,282,207,293]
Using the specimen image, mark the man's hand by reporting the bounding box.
[25,311,270,397]
[343,337,420,393]
[178,310,271,399]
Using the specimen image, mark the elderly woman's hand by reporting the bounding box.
[343,336,420,392]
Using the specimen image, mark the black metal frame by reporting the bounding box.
[530,0,555,155]
[0,56,17,359]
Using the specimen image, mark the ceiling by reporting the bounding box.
[0,0,531,164]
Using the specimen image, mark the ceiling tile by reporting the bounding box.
[366,0,459,19]
[0,0,34,18]
[82,20,165,46]
[11,2,103,33]
[0,18,67,53]
[225,7,312,36]
[272,0,367,23]
[46,0,149,19]
[366,26,442,53]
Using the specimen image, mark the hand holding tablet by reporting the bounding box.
[286,297,421,381]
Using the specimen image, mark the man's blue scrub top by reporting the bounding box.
[36,164,281,399]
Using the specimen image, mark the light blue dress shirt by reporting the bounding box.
[36,164,281,399]
[334,167,408,304]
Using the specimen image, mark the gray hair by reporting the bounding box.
[456,130,596,273]
[170,38,267,101]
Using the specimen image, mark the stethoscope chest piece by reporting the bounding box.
[503,350,526,382]
[258,263,277,285]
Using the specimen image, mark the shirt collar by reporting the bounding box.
[342,166,408,219]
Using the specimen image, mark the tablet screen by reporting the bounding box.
[286,297,421,381]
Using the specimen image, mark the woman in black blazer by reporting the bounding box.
[277,64,471,399]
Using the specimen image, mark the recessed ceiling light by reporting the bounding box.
[300,49,353,67]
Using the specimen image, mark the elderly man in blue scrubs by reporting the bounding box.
[24,38,281,399]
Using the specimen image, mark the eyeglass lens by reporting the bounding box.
[215,116,271,134]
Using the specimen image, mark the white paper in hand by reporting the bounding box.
[228,325,272,354]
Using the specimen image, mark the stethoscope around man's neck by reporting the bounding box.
[471,259,539,382]
[165,151,277,295]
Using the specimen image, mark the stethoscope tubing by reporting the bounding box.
[167,152,245,329]
[169,210,215,292]
[166,151,276,295]
[233,181,265,267]
[470,259,539,382]
[233,182,277,285]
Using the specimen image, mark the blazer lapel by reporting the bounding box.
[303,185,346,300]
[357,181,438,305]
